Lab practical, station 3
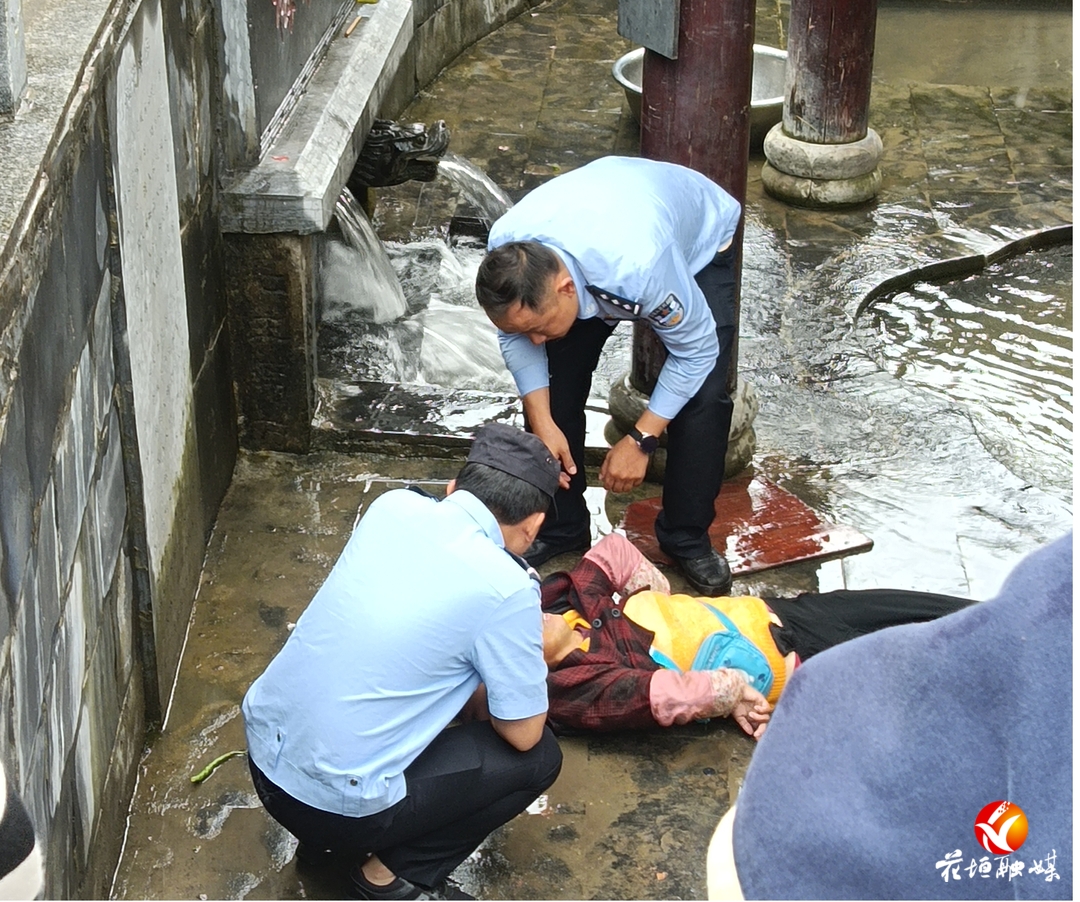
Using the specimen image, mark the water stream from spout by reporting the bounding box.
[320,189,408,324]
[318,179,516,391]
[316,157,629,448]
[436,152,514,225]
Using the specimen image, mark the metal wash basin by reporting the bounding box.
[612,45,787,147]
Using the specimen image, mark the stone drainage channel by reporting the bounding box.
[111,1,1072,900]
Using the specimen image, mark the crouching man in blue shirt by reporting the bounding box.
[475,155,742,595]
[242,424,563,901]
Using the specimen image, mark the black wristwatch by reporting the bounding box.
[627,426,659,454]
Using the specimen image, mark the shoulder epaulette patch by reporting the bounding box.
[586,284,642,317]
[648,293,684,327]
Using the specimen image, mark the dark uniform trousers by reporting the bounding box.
[541,245,737,558]
[249,722,562,889]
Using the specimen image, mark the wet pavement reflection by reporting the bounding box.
[858,245,1071,495]
[113,0,1071,899]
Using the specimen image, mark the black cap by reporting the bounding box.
[467,423,561,498]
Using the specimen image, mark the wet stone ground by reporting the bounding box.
[112,452,763,902]
[113,0,1071,899]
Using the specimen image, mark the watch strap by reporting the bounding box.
[628,427,659,454]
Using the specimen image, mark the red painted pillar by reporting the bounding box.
[639,0,756,193]
[632,0,755,395]
[784,0,877,143]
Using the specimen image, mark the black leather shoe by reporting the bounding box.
[524,529,591,567]
[349,870,475,901]
[667,548,733,596]
[349,868,433,900]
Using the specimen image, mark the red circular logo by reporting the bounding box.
[974,801,1029,855]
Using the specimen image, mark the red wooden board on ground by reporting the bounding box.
[621,472,873,576]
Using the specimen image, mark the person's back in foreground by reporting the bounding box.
[707,533,1072,900]
[243,424,564,900]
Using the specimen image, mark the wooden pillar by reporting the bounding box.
[785,0,876,142]
[762,0,882,207]
[633,0,755,396]
[639,0,756,196]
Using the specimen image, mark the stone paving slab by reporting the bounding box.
[112,450,766,902]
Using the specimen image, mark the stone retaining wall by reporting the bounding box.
[0,0,234,895]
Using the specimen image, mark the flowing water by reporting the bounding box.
[857,246,1072,496]
[319,236,514,390]
[318,157,634,396]
[318,157,638,403]
[436,152,515,226]
[318,176,515,392]
[319,190,408,324]
[318,157,520,390]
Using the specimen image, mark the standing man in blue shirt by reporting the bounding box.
[242,424,563,901]
[475,156,742,595]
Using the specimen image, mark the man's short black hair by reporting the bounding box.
[454,461,551,525]
[475,241,561,317]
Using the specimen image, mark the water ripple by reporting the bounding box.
[857,245,1072,496]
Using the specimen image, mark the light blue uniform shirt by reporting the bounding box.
[488,156,741,420]
[242,488,548,817]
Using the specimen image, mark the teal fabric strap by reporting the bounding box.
[703,603,740,635]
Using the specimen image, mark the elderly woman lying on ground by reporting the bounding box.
[538,533,973,736]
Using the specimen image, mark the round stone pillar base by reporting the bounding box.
[605,373,759,482]
[762,123,883,207]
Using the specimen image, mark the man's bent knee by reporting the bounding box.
[531,727,563,791]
